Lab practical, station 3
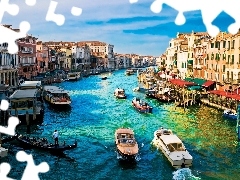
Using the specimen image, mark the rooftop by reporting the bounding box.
[9,89,38,99]
[160,134,182,144]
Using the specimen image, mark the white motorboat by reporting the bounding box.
[43,86,71,106]
[114,88,127,99]
[67,72,81,81]
[152,128,193,168]
[115,128,139,161]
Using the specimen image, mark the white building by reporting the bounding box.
[0,42,19,86]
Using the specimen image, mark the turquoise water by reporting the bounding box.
[3,69,240,180]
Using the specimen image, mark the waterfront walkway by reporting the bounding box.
[201,98,236,113]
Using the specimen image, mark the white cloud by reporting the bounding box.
[1,0,200,56]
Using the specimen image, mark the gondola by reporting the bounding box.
[16,134,77,152]
[101,76,107,80]
[1,134,18,144]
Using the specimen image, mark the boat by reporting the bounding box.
[133,87,140,92]
[155,88,174,102]
[223,109,237,120]
[101,76,107,80]
[115,128,139,161]
[132,97,153,113]
[125,69,134,76]
[152,128,193,168]
[146,89,157,98]
[16,134,77,152]
[114,88,127,99]
[1,134,18,144]
[43,86,71,106]
[67,72,81,81]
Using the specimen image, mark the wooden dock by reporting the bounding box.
[200,98,236,113]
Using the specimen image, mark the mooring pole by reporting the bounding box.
[237,105,240,140]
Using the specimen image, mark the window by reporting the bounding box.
[232,55,234,64]
[211,53,214,60]
[228,55,230,63]
[231,71,234,80]
[211,43,214,48]
[239,54,240,64]
[223,65,225,72]
[223,41,226,48]
[215,41,219,48]
[232,40,235,49]
[207,54,209,60]
[228,41,230,49]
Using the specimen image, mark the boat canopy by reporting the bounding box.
[9,89,38,99]
[43,86,68,94]
[160,135,182,145]
[116,128,134,134]
[50,90,69,94]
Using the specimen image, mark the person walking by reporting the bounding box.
[52,130,59,146]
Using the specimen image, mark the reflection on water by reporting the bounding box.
[3,69,240,180]
[173,168,201,180]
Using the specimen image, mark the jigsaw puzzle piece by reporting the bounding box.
[223,0,240,35]
[129,0,138,3]
[0,116,20,136]
[200,0,224,37]
[25,0,36,6]
[0,100,9,111]
[0,0,19,22]
[46,0,65,26]
[71,6,82,16]
[16,151,49,180]
[0,163,15,180]
[0,21,30,54]
[150,0,199,25]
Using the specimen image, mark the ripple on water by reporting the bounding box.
[3,69,240,180]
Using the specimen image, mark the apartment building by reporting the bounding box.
[0,41,19,86]
[17,35,38,80]
[78,41,114,71]
[36,41,49,73]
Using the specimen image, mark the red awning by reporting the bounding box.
[169,79,196,87]
[202,80,215,87]
[209,90,240,101]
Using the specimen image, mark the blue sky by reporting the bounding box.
[2,0,235,56]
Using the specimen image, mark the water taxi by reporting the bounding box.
[152,128,193,168]
[115,128,139,161]
[67,72,81,81]
[114,88,127,99]
[223,109,237,120]
[43,86,71,106]
[132,97,153,113]
[101,76,107,80]
[125,69,134,76]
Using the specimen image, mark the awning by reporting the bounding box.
[202,80,215,87]
[187,85,203,91]
[169,79,196,87]
[185,78,207,86]
[187,60,193,65]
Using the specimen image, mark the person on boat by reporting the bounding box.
[52,130,59,146]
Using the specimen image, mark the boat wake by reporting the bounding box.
[116,151,141,161]
[172,168,201,180]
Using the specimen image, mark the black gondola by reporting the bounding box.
[16,135,77,152]
[101,77,107,80]
[145,89,156,98]
[1,134,18,144]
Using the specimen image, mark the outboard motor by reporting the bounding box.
[149,107,153,113]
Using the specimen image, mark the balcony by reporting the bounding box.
[0,65,13,70]
[21,48,33,54]
[224,78,232,84]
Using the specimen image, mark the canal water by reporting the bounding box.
[4,69,240,180]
